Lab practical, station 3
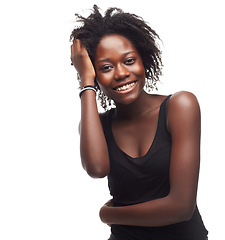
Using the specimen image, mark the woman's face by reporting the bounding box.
[94,34,146,106]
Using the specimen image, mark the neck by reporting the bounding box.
[114,91,154,120]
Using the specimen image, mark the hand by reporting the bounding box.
[104,199,114,207]
[99,199,114,227]
[70,39,96,87]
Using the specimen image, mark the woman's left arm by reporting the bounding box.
[99,91,201,227]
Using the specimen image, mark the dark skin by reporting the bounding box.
[71,34,201,227]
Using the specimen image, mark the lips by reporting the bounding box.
[113,81,137,92]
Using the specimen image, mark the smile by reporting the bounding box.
[114,81,137,92]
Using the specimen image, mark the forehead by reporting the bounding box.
[95,34,137,59]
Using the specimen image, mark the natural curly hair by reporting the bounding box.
[70,5,163,110]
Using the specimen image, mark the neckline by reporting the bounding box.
[108,96,169,160]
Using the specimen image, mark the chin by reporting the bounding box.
[113,93,141,106]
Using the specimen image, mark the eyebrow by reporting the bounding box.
[96,51,136,63]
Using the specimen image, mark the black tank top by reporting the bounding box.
[100,95,208,240]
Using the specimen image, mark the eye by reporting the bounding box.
[125,58,136,65]
[99,64,113,72]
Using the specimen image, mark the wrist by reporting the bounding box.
[80,77,95,88]
[79,85,97,98]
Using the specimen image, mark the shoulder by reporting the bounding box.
[167,91,201,132]
[169,91,199,109]
[168,91,200,114]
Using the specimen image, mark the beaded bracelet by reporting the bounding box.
[79,85,97,98]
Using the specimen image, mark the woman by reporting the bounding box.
[70,5,208,240]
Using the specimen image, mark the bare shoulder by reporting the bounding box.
[167,91,201,132]
[168,91,200,114]
[169,91,200,109]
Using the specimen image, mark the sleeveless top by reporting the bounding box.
[100,95,208,240]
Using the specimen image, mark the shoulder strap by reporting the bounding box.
[164,94,172,120]
[99,109,114,137]
[158,94,172,137]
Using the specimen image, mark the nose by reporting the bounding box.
[114,64,130,81]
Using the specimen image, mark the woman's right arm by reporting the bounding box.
[71,39,110,178]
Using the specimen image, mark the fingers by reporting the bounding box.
[105,199,114,207]
[71,39,78,61]
[71,39,79,65]
[71,39,82,55]
[72,39,80,51]
[71,39,87,64]
[70,39,78,60]
[70,38,96,82]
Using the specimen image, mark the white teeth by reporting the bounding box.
[116,82,135,91]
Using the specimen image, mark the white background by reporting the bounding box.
[0,0,224,239]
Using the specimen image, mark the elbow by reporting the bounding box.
[166,191,196,223]
[87,168,108,178]
[182,207,195,222]
[177,203,196,222]
[80,151,110,178]
[167,195,196,223]
[85,163,109,179]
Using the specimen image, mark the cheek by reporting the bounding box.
[97,82,115,100]
[134,62,146,77]
[96,76,112,96]
[132,64,146,86]
[96,72,113,87]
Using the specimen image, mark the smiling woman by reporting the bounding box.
[70,5,162,110]
[70,5,208,240]
[94,34,146,106]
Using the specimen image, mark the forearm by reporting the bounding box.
[70,40,110,178]
[100,195,194,227]
[80,89,110,178]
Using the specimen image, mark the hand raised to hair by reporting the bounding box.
[70,39,96,87]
